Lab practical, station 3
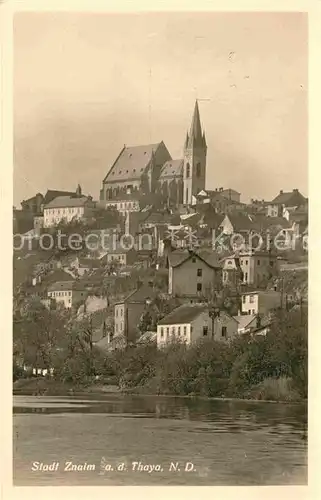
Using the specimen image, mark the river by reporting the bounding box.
[13,393,307,486]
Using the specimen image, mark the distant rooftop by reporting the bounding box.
[158,303,208,325]
[44,195,91,209]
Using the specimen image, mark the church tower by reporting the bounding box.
[183,100,207,205]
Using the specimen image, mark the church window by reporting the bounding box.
[186,163,190,178]
[196,163,201,177]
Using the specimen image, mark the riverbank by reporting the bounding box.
[13,377,306,404]
[13,378,120,396]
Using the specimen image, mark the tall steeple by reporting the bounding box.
[188,100,205,148]
[183,100,207,206]
[184,131,189,149]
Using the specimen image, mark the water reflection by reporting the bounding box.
[13,394,307,486]
[13,393,307,435]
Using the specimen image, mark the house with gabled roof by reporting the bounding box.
[114,282,158,343]
[267,189,307,217]
[168,248,222,298]
[157,304,238,347]
[47,280,88,309]
[43,194,95,228]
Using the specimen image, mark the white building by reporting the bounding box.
[222,251,278,287]
[240,290,281,316]
[43,195,95,228]
[156,304,238,348]
[47,280,87,308]
[105,194,140,215]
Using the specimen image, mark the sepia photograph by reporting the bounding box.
[12,8,308,487]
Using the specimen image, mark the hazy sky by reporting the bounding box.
[14,11,308,205]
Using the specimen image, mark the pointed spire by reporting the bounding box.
[189,100,202,141]
[184,131,189,149]
[202,130,207,149]
[187,100,204,148]
[76,184,82,196]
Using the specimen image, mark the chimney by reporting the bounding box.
[256,315,261,329]
[136,279,143,289]
[293,188,298,193]
[280,190,283,194]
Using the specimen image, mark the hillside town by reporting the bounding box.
[13,101,308,393]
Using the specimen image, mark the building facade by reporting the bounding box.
[222,251,278,288]
[240,290,281,315]
[156,304,237,347]
[43,195,95,228]
[47,280,87,308]
[168,249,222,297]
[114,284,157,342]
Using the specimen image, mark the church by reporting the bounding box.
[100,101,207,207]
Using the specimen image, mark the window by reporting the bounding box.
[185,188,189,203]
[197,283,202,292]
[186,163,190,178]
[242,295,246,303]
[245,260,248,265]
[248,310,251,315]
[203,326,208,336]
[183,326,187,336]
[196,162,201,177]
[257,260,260,266]
[252,309,255,314]
[120,322,123,331]
[160,327,164,338]
[197,268,202,277]
[116,323,118,332]
[192,257,196,263]
[171,327,175,335]
[249,296,254,303]
[178,326,181,336]
[244,272,248,282]
[221,326,227,338]
[120,308,123,316]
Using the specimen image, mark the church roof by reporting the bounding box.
[159,159,184,179]
[103,142,167,183]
